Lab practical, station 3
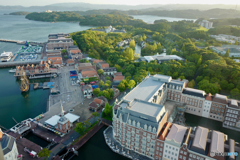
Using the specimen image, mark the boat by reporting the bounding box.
[0,51,13,62]
[9,68,16,73]
[20,73,29,92]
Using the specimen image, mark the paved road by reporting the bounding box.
[40,66,84,122]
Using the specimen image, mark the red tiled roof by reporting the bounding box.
[114,75,125,81]
[89,101,99,109]
[93,60,103,63]
[94,98,103,105]
[82,69,98,78]
[101,63,109,68]
[67,59,75,64]
[114,72,123,76]
[70,49,81,54]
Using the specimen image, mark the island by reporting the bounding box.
[5,11,30,15]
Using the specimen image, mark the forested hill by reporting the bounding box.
[25,11,146,26]
[5,11,30,15]
[26,11,83,22]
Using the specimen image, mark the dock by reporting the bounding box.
[0,39,25,44]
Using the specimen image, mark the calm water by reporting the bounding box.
[0,9,92,42]
[72,126,129,160]
[185,113,240,142]
[131,15,196,24]
[0,67,49,129]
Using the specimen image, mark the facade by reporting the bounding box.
[0,129,20,160]
[92,25,126,33]
[57,104,71,134]
[138,52,184,63]
[15,61,51,77]
[210,45,240,57]
[198,20,213,29]
[47,33,74,51]
[82,85,93,99]
[201,93,212,118]
[89,97,104,112]
[47,56,63,66]
[103,67,117,75]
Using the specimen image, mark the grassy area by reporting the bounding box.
[72,121,99,144]
[194,26,209,32]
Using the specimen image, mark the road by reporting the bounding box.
[40,66,84,122]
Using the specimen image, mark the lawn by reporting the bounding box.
[194,26,209,32]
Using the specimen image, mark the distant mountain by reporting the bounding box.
[0,3,239,12]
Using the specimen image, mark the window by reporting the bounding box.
[184,152,187,155]
[180,155,182,159]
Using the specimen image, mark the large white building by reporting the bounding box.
[198,20,213,29]
[0,129,20,160]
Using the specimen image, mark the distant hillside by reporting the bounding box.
[0,3,239,11]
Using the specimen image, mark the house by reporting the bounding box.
[67,59,75,65]
[68,48,82,59]
[89,97,105,112]
[82,85,93,99]
[113,75,125,84]
[103,67,117,75]
[90,59,103,65]
[47,33,74,51]
[47,56,63,66]
[78,63,96,72]
[112,88,120,99]
[47,50,61,57]
[97,62,109,69]
[79,68,99,81]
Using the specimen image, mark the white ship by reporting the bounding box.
[1,51,13,62]
[9,68,16,73]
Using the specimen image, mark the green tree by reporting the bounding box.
[142,34,147,41]
[196,76,203,83]
[106,76,111,80]
[114,64,122,72]
[128,80,136,89]
[61,49,67,55]
[235,41,238,45]
[97,69,104,75]
[74,122,85,135]
[106,80,111,85]
[99,80,104,87]
[104,83,110,89]
[220,80,228,90]
[224,49,229,57]
[117,82,126,92]
[38,148,51,160]
[92,112,100,121]
[188,80,195,88]
[197,55,202,67]
[129,39,136,49]
[64,55,68,59]
[181,43,185,51]
[93,88,100,95]
[231,88,240,98]
[122,47,134,61]
[83,119,91,128]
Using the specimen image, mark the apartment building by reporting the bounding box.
[110,74,240,160]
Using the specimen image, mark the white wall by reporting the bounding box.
[162,143,180,160]
[202,100,211,118]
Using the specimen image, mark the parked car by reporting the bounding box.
[90,81,95,84]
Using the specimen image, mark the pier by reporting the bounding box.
[0,39,25,44]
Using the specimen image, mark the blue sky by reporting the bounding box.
[0,0,239,6]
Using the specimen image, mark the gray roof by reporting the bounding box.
[155,55,184,61]
[165,124,187,146]
[117,100,166,130]
[103,67,117,72]
[192,126,209,150]
[167,80,185,90]
[123,75,165,102]
[121,99,165,122]
[210,131,224,153]
[1,134,14,155]
[182,88,206,98]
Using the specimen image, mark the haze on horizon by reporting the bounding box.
[0,0,239,6]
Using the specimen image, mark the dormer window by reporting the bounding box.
[148,126,152,132]
[153,127,156,133]
[144,124,147,130]
[137,122,140,127]
[133,120,136,126]
[128,119,131,125]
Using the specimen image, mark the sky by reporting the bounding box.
[0,0,239,6]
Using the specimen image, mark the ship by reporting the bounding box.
[9,68,16,73]
[20,73,29,92]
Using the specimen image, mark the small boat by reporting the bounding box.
[9,68,16,73]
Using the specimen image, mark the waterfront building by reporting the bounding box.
[108,73,240,160]
[0,129,20,160]
[92,25,126,33]
[47,33,74,51]
[15,61,51,77]
[68,48,82,59]
[89,97,106,112]
[57,103,71,134]
[47,56,63,66]
[198,20,213,29]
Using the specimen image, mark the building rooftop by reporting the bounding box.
[210,131,224,154]
[159,122,172,141]
[165,124,187,146]
[192,126,209,150]
[212,94,228,104]
[123,76,164,102]
[114,75,125,81]
[182,88,206,98]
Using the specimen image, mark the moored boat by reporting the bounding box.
[9,68,16,73]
